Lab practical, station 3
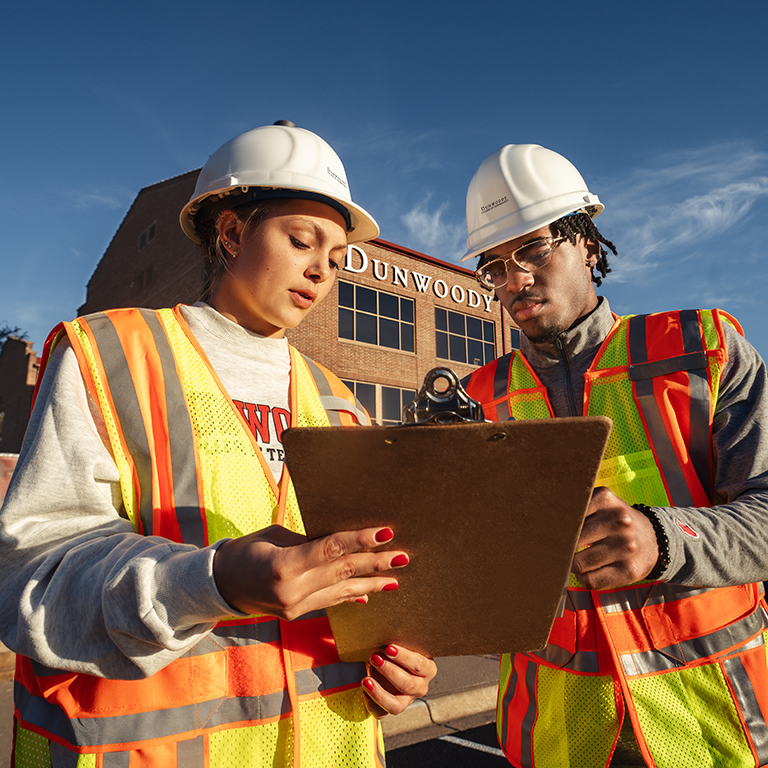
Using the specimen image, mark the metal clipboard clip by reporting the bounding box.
[401,367,486,425]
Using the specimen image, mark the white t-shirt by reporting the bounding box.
[181,303,291,482]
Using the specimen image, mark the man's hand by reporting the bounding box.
[213,525,407,620]
[572,487,660,589]
[362,644,437,718]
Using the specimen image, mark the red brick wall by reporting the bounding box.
[0,455,18,506]
[0,339,40,454]
[79,170,204,314]
[286,240,516,392]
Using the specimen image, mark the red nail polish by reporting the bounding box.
[382,582,399,592]
[356,596,368,604]
[375,527,394,543]
[370,653,385,668]
[390,553,409,568]
[386,645,399,658]
[362,678,375,692]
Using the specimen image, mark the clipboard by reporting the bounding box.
[282,416,611,661]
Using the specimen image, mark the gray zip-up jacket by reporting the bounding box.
[520,297,768,586]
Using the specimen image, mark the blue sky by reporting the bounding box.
[2,1,768,361]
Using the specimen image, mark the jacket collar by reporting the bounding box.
[519,296,616,370]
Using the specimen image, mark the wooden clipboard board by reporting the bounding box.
[282,417,611,661]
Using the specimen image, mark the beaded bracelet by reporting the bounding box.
[632,503,671,581]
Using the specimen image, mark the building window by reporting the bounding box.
[435,307,495,366]
[138,222,157,252]
[338,281,415,352]
[131,266,153,294]
[510,328,521,350]
[342,380,416,426]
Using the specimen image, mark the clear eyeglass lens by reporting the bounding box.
[516,240,552,270]
[475,238,560,290]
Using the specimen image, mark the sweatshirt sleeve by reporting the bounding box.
[655,323,768,586]
[0,339,239,679]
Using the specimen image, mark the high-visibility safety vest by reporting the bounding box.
[463,308,768,768]
[13,306,385,768]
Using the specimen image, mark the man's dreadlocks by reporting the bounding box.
[551,211,617,287]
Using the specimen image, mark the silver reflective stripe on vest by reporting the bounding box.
[519,662,537,768]
[102,751,131,768]
[295,660,366,695]
[206,620,281,648]
[723,650,768,765]
[597,583,714,614]
[319,395,371,425]
[84,311,206,546]
[494,354,513,422]
[527,645,600,674]
[527,591,600,673]
[300,353,371,425]
[86,313,155,537]
[15,679,288,748]
[176,735,206,767]
[680,309,714,499]
[140,309,206,547]
[618,607,767,676]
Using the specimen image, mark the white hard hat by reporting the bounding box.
[461,144,603,262]
[180,122,380,244]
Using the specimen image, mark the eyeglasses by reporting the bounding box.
[474,236,566,291]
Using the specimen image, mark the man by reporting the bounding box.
[460,143,768,768]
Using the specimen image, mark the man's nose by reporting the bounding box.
[504,266,535,293]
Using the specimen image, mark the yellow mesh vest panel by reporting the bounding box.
[296,690,379,767]
[589,318,671,509]
[13,724,53,768]
[631,662,752,767]
[209,721,293,767]
[157,310,331,540]
[532,665,619,768]
[507,353,553,420]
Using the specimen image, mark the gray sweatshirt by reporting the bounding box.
[0,304,292,678]
[520,297,768,586]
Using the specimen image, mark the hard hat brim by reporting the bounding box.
[180,184,380,245]
[460,201,603,263]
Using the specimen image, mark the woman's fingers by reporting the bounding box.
[213,525,408,619]
[361,645,437,717]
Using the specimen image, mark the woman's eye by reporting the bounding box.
[329,259,341,271]
[290,235,308,249]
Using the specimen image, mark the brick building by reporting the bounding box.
[81,171,522,424]
[0,338,41,454]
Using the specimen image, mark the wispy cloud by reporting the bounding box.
[600,143,768,281]
[65,189,131,210]
[401,198,466,259]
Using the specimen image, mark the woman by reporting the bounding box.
[0,122,436,767]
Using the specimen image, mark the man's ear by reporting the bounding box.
[585,238,600,268]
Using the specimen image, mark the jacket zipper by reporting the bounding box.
[556,336,579,417]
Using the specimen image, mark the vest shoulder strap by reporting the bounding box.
[297,352,371,426]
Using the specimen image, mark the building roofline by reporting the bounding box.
[139,167,201,193]
[369,238,474,276]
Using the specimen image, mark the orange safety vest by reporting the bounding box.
[463,309,768,768]
[13,306,385,768]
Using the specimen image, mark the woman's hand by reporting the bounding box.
[213,525,407,620]
[361,644,436,718]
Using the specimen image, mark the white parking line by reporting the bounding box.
[438,735,506,758]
